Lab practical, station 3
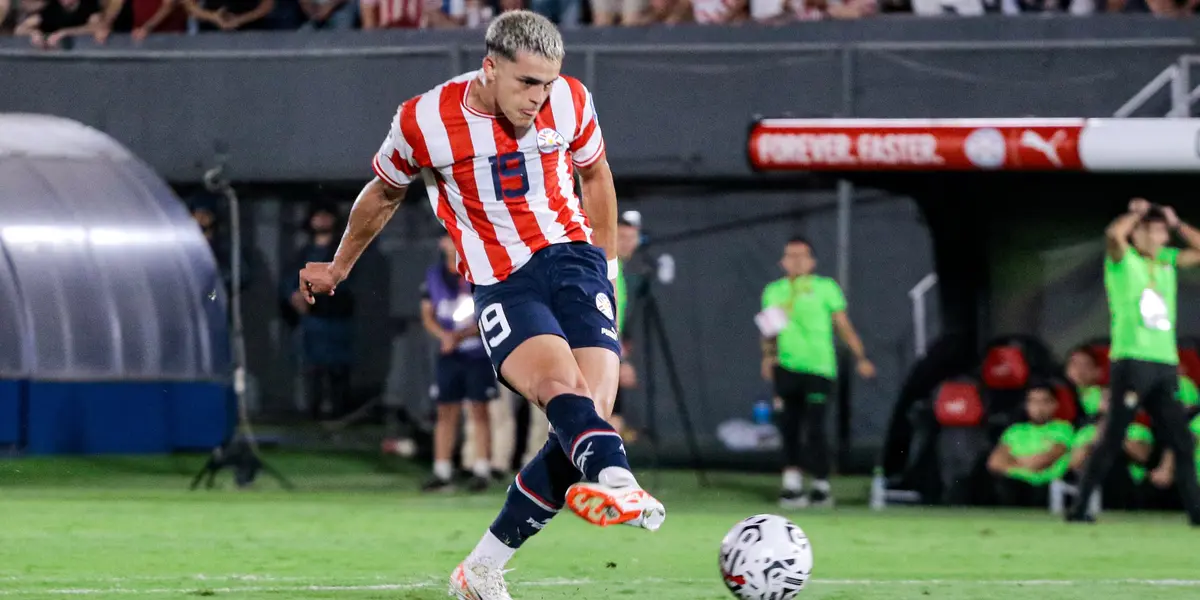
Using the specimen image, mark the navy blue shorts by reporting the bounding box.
[472,242,622,384]
[435,352,498,404]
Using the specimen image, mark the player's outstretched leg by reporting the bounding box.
[450,431,579,600]
[543,394,662,529]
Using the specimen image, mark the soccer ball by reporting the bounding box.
[719,514,813,600]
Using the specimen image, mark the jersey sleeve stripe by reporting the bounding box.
[439,83,514,280]
[372,153,407,188]
[565,76,589,142]
[573,137,606,168]
[401,97,432,168]
[570,116,599,153]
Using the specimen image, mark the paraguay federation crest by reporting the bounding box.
[536,128,567,154]
[595,293,614,321]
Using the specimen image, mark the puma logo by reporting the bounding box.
[575,442,594,472]
[1019,130,1067,167]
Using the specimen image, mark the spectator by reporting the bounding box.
[300,0,356,28]
[15,0,106,48]
[648,0,691,21]
[360,0,420,28]
[181,0,275,30]
[1103,0,1196,14]
[1066,347,1104,417]
[688,0,747,22]
[591,0,647,25]
[280,203,355,421]
[750,0,875,20]
[530,0,577,26]
[986,382,1073,507]
[104,0,187,41]
[1,0,13,33]
[422,0,464,27]
[1068,387,1153,509]
[190,192,252,296]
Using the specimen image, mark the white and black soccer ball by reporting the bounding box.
[719,514,813,600]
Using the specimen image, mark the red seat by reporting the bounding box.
[934,380,985,428]
[1179,347,1200,385]
[1087,344,1111,386]
[982,345,1030,390]
[1052,383,1078,423]
[1135,410,1152,428]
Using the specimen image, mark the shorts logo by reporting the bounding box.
[595,293,614,321]
[536,128,567,154]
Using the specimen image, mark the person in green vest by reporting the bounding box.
[987,381,1074,506]
[759,236,875,509]
[1066,199,1200,526]
[609,216,642,439]
[1066,347,1104,417]
[1068,388,1154,509]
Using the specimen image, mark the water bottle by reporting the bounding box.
[752,399,772,425]
[870,466,886,511]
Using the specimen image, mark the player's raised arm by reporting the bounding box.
[1105,198,1151,262]
[299,178,406,304]
[1161,205,1200,268]
[335,177,407,274]
[299,106,418,303]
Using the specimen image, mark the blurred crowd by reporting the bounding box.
[3,0,1198,51]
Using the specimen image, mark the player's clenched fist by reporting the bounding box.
[298,262,344,304]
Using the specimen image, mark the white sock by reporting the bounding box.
[813,479,831,493]
[472,459,491,478]
[598,466,637,488]
[434,460,453,481]
[782,470,803,492]
[467,530,517,570]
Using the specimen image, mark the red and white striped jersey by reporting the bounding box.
[373,71,606,285]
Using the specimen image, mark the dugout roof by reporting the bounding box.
[0,114,230,381]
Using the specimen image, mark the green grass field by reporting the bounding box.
[1,452,1197,600]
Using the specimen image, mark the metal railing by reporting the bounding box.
[909,273,939,358]
[1114,54,1200,118]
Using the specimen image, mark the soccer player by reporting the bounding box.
[298,11,665,599]
[758,236,875,509]
[1065,199,1200,525]
[420,233,496,493]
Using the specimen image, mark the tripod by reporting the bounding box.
[631,267,708,488]
[190,160,293,491]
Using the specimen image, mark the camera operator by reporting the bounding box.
[757,236,875,509]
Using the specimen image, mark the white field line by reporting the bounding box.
[1,577,1200,595]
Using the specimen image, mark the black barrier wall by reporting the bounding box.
[0,17,1195,182]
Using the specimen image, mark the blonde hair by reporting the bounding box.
[485,10,565,63]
